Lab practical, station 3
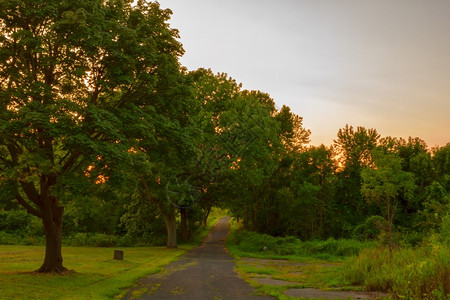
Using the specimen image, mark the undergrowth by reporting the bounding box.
[226,229,376,260]
[344,245,449,299]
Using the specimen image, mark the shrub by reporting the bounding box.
[227,230,375,258]
[65,233,118,247]
[0,209,44,245]
[304,238,374,257]
[352,215,387,241]
[0,231,44,245]
[0,209,31,233]
[344,245,450,299]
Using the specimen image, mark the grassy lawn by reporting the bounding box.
[0,210,226,300]
[0,245,188,299]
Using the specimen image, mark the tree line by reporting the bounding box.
[1,0,449,273]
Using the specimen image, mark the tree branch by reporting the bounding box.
[20,181,40,206]
[61,151,81,172]
[16,194,42,218]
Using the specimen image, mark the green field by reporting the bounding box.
[0,245,188,299]
[0,212,223,300]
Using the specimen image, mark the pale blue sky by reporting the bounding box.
[157,0,450,147]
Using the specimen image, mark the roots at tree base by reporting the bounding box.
[35,264,68,274]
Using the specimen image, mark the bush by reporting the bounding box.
[0,209,44,245]
[0,231,44,245]
[352,215,386,241]
[0,209,31,233]
[304,238,374,257]
[227,230,375,258]
[344,245,450,299]
[117,235,137,247]
[65,233,118,247]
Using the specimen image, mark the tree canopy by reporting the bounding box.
[0,0,184,272]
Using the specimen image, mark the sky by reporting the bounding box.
[157,0,450,147]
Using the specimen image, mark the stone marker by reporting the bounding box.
[113,250,124,260]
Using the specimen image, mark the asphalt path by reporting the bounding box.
[124,217,273,300]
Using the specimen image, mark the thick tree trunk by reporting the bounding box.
[162,207,177,248]
[37,196,67,273]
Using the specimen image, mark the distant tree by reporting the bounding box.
[187,69,305,233]
[275,105,310,151]
[333,125,380,226]
[379,137,433,229]
[285,145,336,239]
[334,125,380,168]
[415,143,450,233]
[0,0,183,272]
[361,149,416,253]
[432,143,450,190]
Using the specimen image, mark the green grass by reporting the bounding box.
[0,245,186,299]
[0,210,227,300]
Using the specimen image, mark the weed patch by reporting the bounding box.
[344,245,450,299]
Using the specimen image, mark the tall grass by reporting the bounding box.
[344,245,450,299]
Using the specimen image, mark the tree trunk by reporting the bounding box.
[180,207,190,242]
[252,199,259,231]
[37,196,67,273]
[202,204,212,227]
[162,207,177,248]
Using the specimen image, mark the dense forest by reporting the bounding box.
[0,0,449,286]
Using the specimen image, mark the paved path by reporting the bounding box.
[123,217,273,300]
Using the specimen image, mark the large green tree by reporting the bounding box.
[0,0,183,272]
